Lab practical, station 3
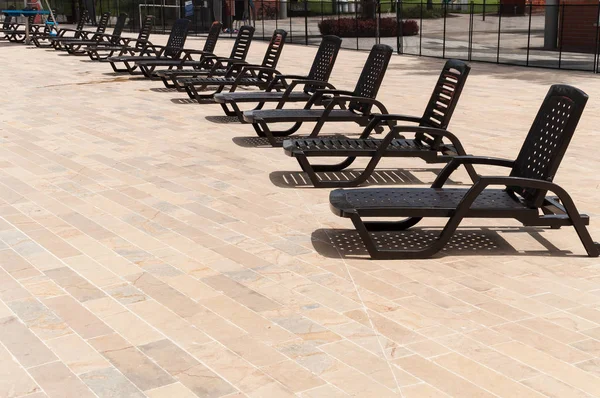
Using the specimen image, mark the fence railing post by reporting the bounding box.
[397,0,403,54]
[595,3,600,72]
[526,2,532,66]
[468,1,473,61]
[497,2,502,63]
[442,0,447,58]
[558,2,565,69]
[305,0,308,45]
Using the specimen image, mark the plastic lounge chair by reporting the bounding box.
[43,10,88,48]
[52,12,110,50]
[178,29,287,101]
[156,25,254,89]
[29,11,59,47]
[242,44,393,146]
[64,13,127,55]
[3,13,46,43]
[329,84,599,259]
[213,35,342,122]
[106,18,190,75]
[2,14,31,42]
[134,21,223,79]
[88,15,154,61]
[283,59,473,187]
[0,15,15,40]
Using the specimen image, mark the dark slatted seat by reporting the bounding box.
[282,60,473,187]
[243,44,393,146]
[106,18,190,74]
[156,25,253,88]
[331,188,535,217]
[135,21,222,78]
[179,29,287,101]
[213,35,342,122]
[329,84,599,259]
[285,136,456,157]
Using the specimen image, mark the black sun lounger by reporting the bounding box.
[156,25,255,89]
[283,59,473,187]
[213,35,342,122]
[64,13,127,55]
[134,21,222,78]
[106,18,190,74]
[52,12,110,50]
[329,84,599,259]
[32,10,87,47]
[3,13,48,43]
[86,15,154,61]
[178,29,287,101]
[242,44,393,146]
[0,14,15,40]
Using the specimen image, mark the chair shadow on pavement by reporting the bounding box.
[171,98,214,104]
[150,87,178,93]
[269,168,452,188]
[232,136,288,147]
[311,227,576,259]
[205,115,241,124]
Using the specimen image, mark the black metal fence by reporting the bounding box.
[2,0,599,73]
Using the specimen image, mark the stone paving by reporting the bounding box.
[0,33,600,398]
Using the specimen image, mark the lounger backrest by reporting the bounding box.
[136,15,154,48]
[164,18,190,58]
[228,25,255,61]
[75,10,88,32]
[202,21,222,54]
[349,44,393,114]
[257,29,287,78]
[508,84,588,207]
[96,12,110,34]
[304,35,342,95]
[109,13,127,43]
[416,59,470,147]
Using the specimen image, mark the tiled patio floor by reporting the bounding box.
[0,34,599,398]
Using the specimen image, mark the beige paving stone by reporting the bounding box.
[43,295,113,339]
[89,333,175,391]
[0,316,58,368]
[521,374,594,398]
[43,267,105,302]
[401,383,452,398]
[7,297,71,340]
[102,311,164,346]
[28,361,95,398]
[79,367,145,398]
[45,334,110,375]
[0,344,41,397]
[394,355,496,398]
[145,383,198,398]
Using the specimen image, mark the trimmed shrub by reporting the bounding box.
[318,17,419,37]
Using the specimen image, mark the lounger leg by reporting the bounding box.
[296,155,374,188]
[220,103,240,118]
[161,75,176,89]
[555,194,600,257]
[349,213,452,259]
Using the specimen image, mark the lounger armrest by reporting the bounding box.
[432,156,515,188]
[358,114,424,139]
[320,95,388,114]
[238,65,281,76]
[272,79,334,108]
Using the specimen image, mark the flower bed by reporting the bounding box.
[318,17,419,37]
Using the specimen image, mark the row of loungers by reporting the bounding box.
[18,13,599,259]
